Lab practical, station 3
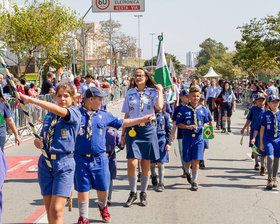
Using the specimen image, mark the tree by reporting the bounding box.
[196,38,228,68]
[0,0,82,77]
[233,13,280,76]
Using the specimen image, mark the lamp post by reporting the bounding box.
[149,33,155,70]
[134,15,143,67]
[81,6,92,76]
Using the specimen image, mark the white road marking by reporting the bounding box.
[8,159,33,172]
[35,212,48,223]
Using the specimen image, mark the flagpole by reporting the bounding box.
[134,15,143,67]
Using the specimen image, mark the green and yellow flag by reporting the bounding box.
[203,126,213,140]
[154,34,172,88]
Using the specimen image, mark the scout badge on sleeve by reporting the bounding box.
[240,134,244,146]
[203,126,213,140]
[252,145,261,156]
[129,128,136,137]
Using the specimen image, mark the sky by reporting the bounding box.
[17,0,280,64]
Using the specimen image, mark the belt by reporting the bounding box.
[138,121,156,127]
[185,133,199,137]
[48,152,73,160]
[79,152,104,158]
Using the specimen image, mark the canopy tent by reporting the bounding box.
[203,67,220,78]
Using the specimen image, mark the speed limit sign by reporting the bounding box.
[95,0,110,10]
[92,0,145,13]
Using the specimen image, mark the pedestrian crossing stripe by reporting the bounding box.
[203,126,213,139]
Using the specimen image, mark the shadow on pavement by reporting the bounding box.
[4,178,38,183]
[200,183,263,189]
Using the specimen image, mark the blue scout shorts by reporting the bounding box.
[151,135,169,164]
[182,134,204,162]
[38,154,75,198]
[74,152,110,192]
[264,136,280,158]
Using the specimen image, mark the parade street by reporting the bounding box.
[2,102,280,224]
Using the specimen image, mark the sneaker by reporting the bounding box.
[77,216,89,224]
[156,183,164,192]
[137,172,141,182]
[139,192,147,206]
[190,182,198,191]
[181,172,187,178]
[98,205,111,223]
[199,160,205,169]
[272,177,278,188]
[260,167,266,176]
[186,172,192,184]
[221,129,226,133]
[254,163,260,171]
[266,178,273,190]
[227,128,232,132]
[251,152,255,159]
[124,192,137,207]
[151,175,158,187]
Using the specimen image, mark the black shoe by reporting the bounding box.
[251,152,255,159]
[190,182,198,191]
[107,200,111,206]
[124,192,137,207]
[199,160,205,169]
[181,172,187,178]
[139,192,147,206]
[186,172,192,184]
[254,163,260,171]
[227,128,232,132]
[221,129,226,133]
[266,179,273,190]
[151,175,158,187]
[137,172,141,182]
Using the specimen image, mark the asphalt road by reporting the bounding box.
[2,103,280,224]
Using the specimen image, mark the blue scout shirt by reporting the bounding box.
[0,102,11,136]
[122,87,158,118]
[176,104,210,135]
[206,108,213,122]
[246,106,265,131]
[156,112,173,145]
[214,86,223,98]
[172,105,183,139]
[75,107,124,155]
[260,110,280,138]
[221,91,236,103]
[40,106,81,154]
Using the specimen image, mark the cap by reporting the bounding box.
[200,94,205,100]
[85,87,107,99]
[268,94,280,102]
[255,93,265,100]
[180,89,189,96]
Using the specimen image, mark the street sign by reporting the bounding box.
[92,0,145,13]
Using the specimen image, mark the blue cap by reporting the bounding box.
[255,93,265,100]
[85,87,107,99]
[180,89,189,96]
[268,94,280,102]
[200,94,205,100]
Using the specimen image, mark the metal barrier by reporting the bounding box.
[5,86,128,144]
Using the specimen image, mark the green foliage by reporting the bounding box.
[0,0,82,76]
[196,38,228,67]
[144,53,184,72]
[234,12,280,75]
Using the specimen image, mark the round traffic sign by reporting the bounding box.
[95,0,110,10]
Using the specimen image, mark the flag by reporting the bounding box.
[154,34,172,88]
[169,58,177,85]
[203,126,213,140]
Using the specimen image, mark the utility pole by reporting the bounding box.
[134,15,143,67]
[82,6,92,76]
[149,33,155,70]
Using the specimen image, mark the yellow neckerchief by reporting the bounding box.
[269,108,279,137]
[186,103,202,131]
[82,106,97,140]
[46,115,57,151]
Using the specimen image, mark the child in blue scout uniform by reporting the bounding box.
[0,90,21,151]
[172,89,189,178]
[260,95,280,190]
[75,87,154,224]
[19,83,81,224]
[176,85,215,191]
[220,81,236,133]
[105,127,122,206]
[0,148,7,224]
[121,68,164,207]
[241,93,266,174]
[199,94,213,169]
[150,106,173,192]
